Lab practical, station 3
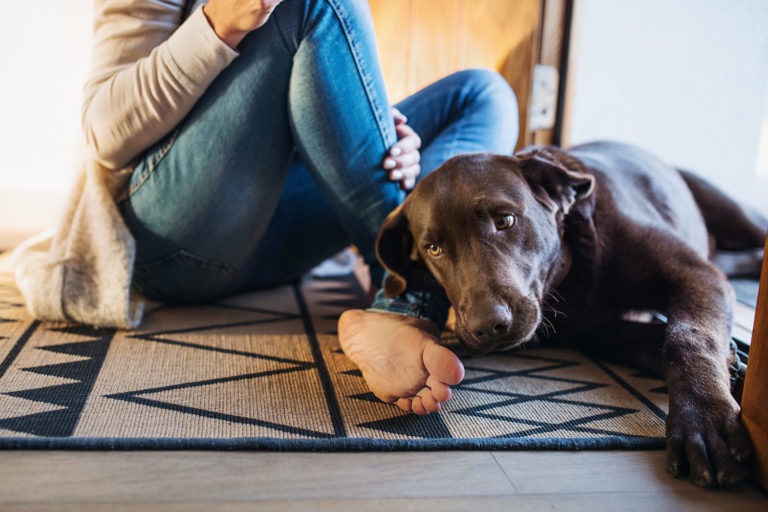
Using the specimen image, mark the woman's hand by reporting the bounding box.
[384,108,422,190]
[203,0,285,48]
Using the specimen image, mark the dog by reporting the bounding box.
[375,141,766,488]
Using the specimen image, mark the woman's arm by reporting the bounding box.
[82,0,238,170]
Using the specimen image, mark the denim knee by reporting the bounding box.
[455,68,520,151]
[456,68,518,112]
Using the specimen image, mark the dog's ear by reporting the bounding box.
[375,204,416,297]
[521,155,595,214]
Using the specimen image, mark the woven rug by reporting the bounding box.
[0,267,668,450]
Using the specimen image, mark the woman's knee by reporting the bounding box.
[459,69,518,119]
[455,68,519,152]
[303,0,375,35]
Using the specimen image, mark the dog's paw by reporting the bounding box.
[665,395,751,488]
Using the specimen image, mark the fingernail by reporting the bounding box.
[391,147,402,157]
[391,171,402,180]
[383,158,396,169]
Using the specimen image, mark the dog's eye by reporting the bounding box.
[426,244,443,257]
[494,214,515,230]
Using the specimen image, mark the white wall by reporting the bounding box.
[565,0,768,216]
[0,1,93,247]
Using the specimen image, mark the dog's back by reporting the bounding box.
[568,141,765,277]
[678,169,767,276]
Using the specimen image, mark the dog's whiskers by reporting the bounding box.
[537,315,556,337]
[546,289,564,303]
[523,332,542,349]
[541,301,566,320]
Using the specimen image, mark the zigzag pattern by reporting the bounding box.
[0,326,113,437]
[0,270,672,446]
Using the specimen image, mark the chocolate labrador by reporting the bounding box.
[376,141,766,488]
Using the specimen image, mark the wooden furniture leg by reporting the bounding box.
[741,234,768,489]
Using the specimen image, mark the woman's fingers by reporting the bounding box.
[388,164,420,189]
[386,149,420,169]
[391,107,408,125]
[393,122,421,152]
[384,120,422,190]
[385,156,420,189]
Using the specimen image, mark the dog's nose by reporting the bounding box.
[468,304,512,341]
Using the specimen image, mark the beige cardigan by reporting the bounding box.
[12,0,238,329]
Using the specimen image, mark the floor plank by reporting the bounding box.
[493,450,690,493]
[0,494,765,512]
[494,451,767,510]
[0,451,764,511]
[0,451,513,504]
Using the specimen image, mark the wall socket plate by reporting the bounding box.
[529,64,559,131]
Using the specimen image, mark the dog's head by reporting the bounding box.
[376,152,594,354]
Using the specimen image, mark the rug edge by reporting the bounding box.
[0,436,666,451]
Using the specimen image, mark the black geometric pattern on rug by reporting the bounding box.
[103,341,328,438]
[0,323,114,437]
[0,269,676,449]
[452,353,643,439]
[0,284,33,379]
[100,287,346,439]
[589,357,668,421]
[630,369,668,395]
[311,273,371,336]
[359,412,453,439]
[294,282,347,437]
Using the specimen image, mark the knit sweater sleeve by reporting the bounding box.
[82,0,238,170]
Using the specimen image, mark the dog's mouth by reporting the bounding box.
[455,296,542,356]
[458,336,529,356]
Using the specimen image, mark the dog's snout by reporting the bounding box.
[467,304,512,341]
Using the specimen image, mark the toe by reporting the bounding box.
[424,343,465,385]
[396,397,413,412]
[411,396,428,416]
[426,376,452,402]
[725,415,752,462]
[709,434,749,487]
[418,388,441,413]
[666,435,688,478]
[685,433,714,487]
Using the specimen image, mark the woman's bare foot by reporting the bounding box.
[338,309,465,415]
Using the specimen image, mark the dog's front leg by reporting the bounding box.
[662,258,751,488]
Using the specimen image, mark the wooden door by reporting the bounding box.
[742,235,768,490]
[369,0,542,150]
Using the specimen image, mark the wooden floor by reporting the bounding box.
[0,450,764,511]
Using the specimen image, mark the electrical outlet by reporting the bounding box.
[529,64,559,131]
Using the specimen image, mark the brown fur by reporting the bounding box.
[376,141,766,488]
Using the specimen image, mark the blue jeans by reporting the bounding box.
[120,0,518,326]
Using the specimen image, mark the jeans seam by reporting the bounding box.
[325,0,393,150]
[129,129,180,197]
[137,249,239,279]
[270,4,299,56]
[133,250,240,303]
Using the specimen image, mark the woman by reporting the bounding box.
[14,0,518,415]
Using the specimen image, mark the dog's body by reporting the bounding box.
[376,141,766,488]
